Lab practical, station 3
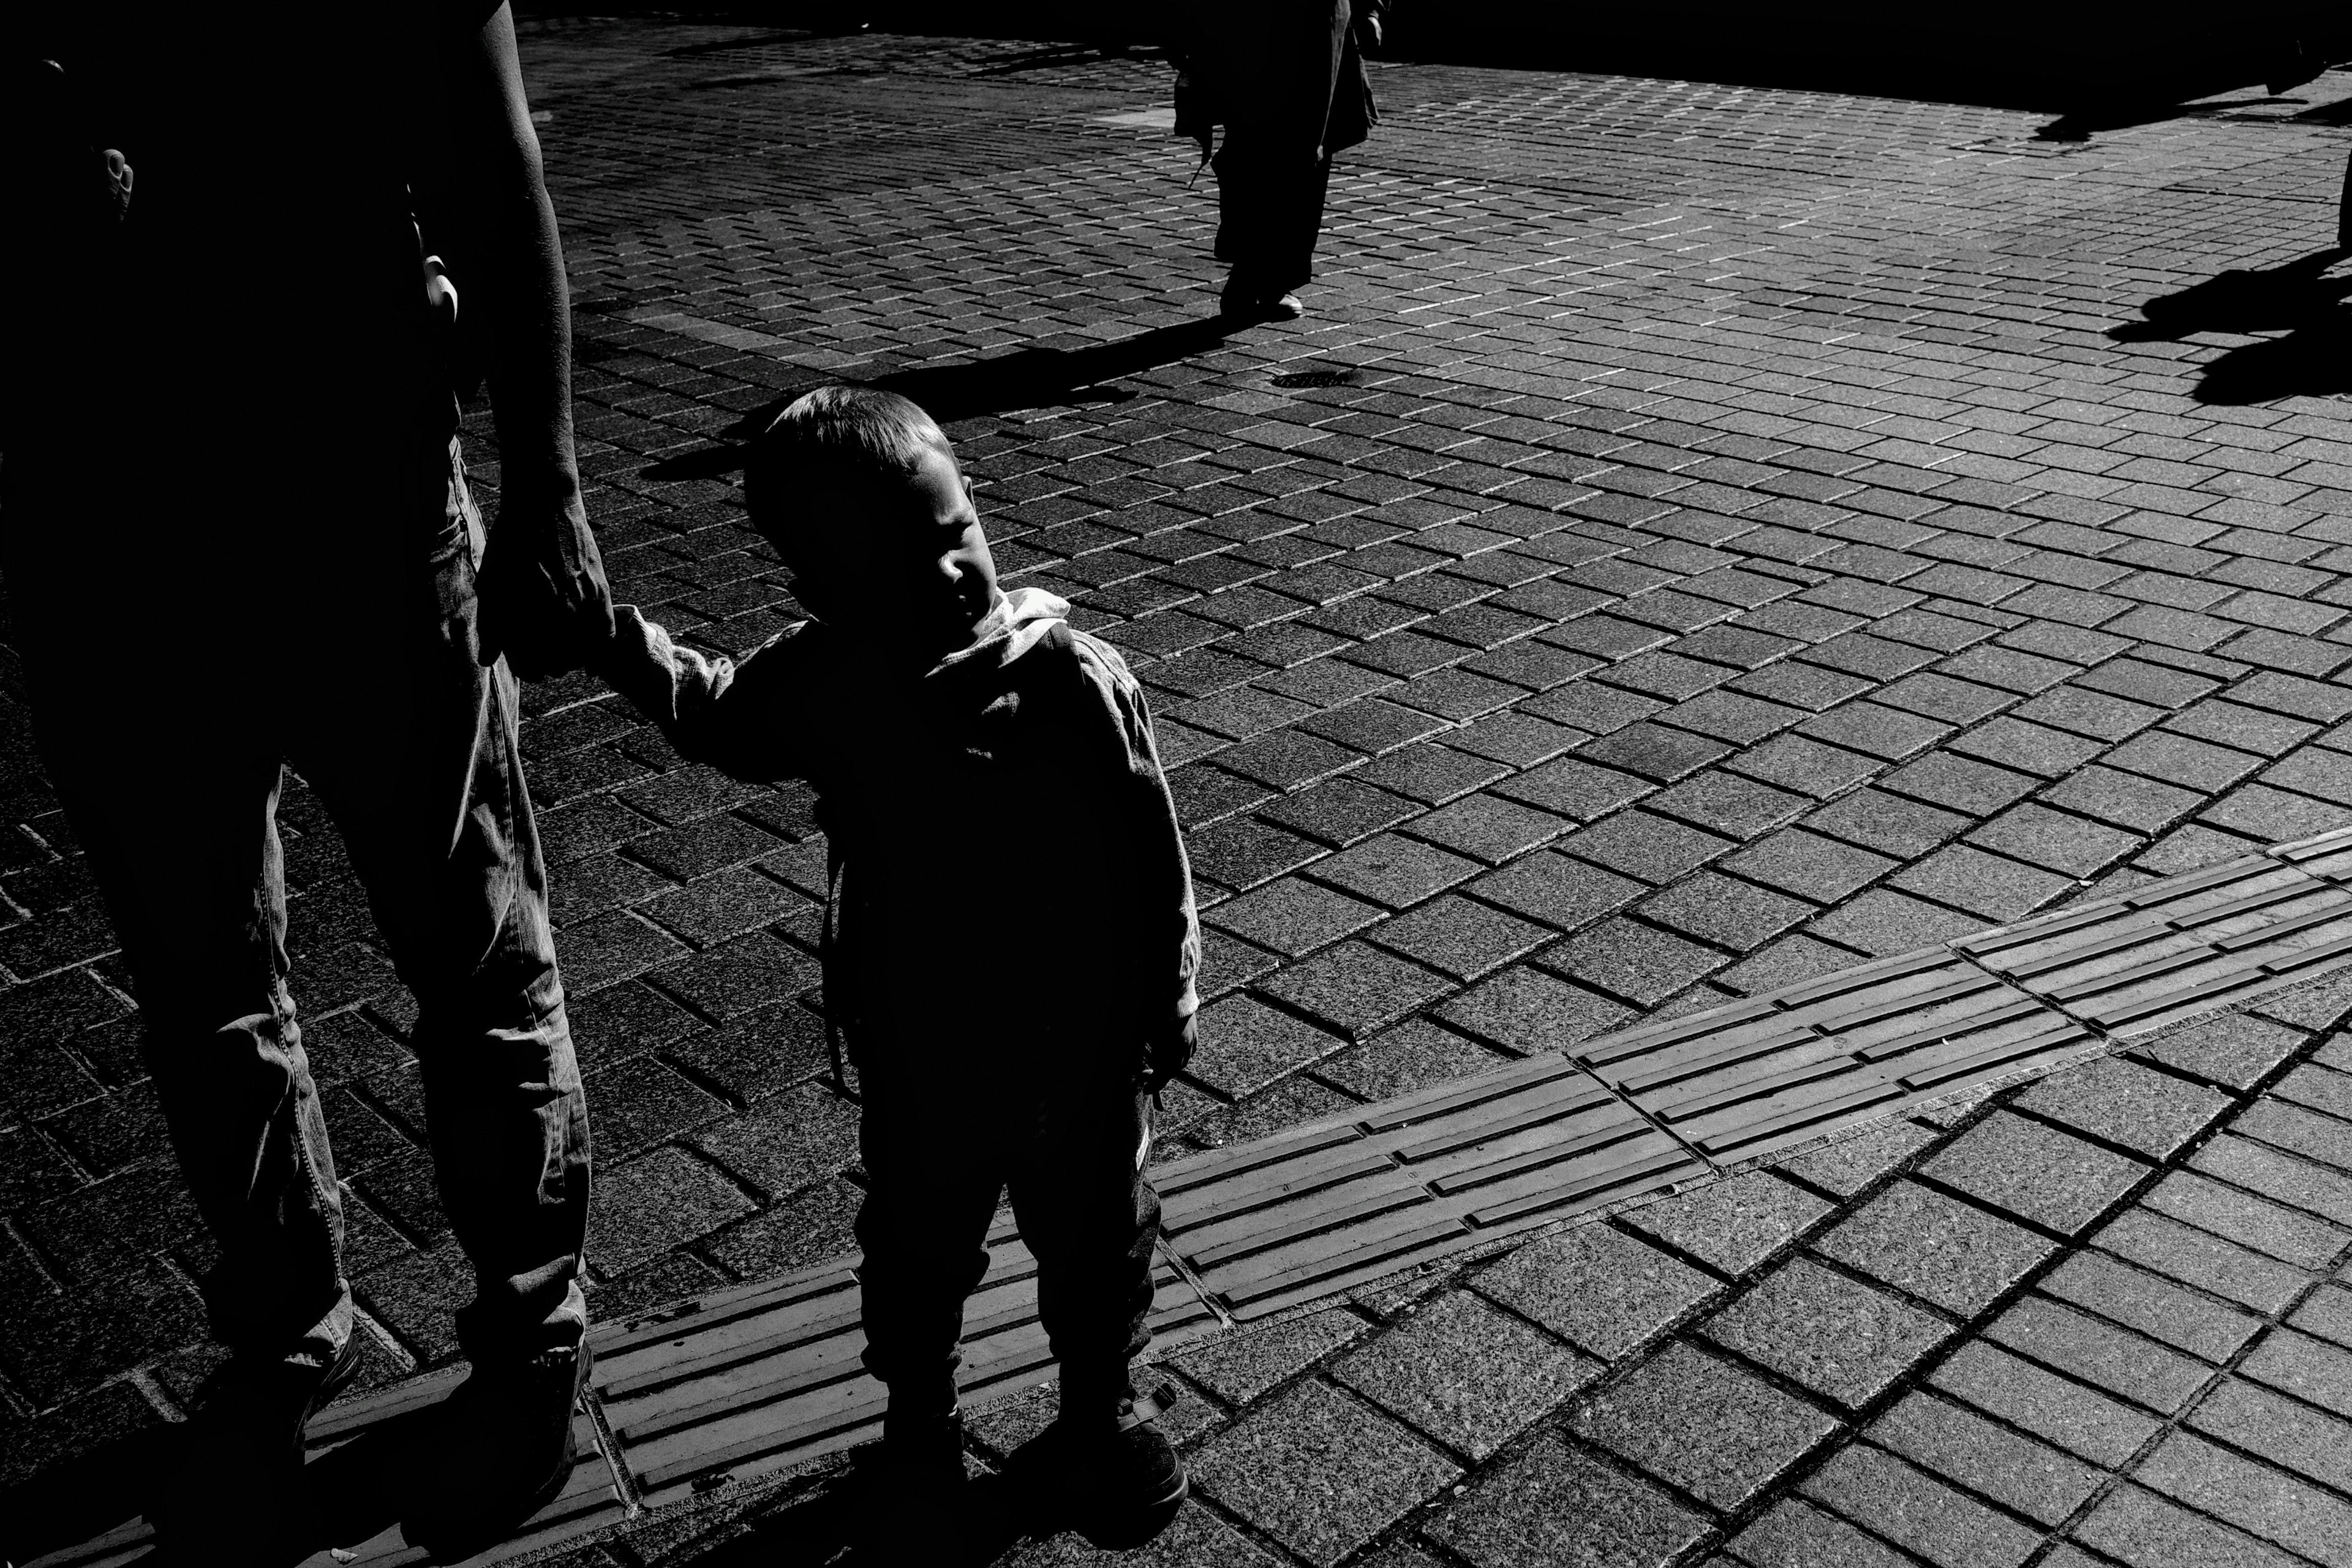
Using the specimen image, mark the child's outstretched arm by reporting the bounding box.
[598,605,822,782]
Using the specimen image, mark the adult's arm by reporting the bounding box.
[425,1,611,679]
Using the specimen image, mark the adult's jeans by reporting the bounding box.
[0,429,590,1371]
[852,1027,1159,1419]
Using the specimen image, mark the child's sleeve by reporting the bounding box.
[1089,644,1203,1031]
[598,604,816,781]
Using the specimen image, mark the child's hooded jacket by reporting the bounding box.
[603,587,1200,1062]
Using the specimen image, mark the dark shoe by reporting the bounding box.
[149,1332,365,1559]
[398,1342,591,1559]
[1039,1382,1186,1550]
[861,1412,969,1566]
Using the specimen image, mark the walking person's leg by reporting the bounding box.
[1213,129,1329,319]
[283,435,590,1552]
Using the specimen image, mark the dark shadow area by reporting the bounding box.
[635,1431,1106,1567]
[2037,92,2312,143]
[639,317,1240,483]
[2111,248,2352,405]
[0,1403,440,1568]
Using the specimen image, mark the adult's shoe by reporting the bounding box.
[398,1341,591,1559]
[148,1330,365,1560]
[1217,287,1307,322]
[1035,1381,1186,1550]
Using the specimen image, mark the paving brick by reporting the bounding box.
[1947,715,2106,779]
[1981,1296,2207,1415]
[2277,1062,2352,1123]
[1880,752,2041,816]
[1310,833,1483,909]
[1334,1291,1598,1459]
[1193,1381,1458,1567]
[2193,1129,2352,1223]
[1931,1339,2162,1466]
[1261,771,1420,846]
[1800,1443,2040,1568]
[1560,810,1735,884]
[2192,1374,2352,1494]
[1572,1340,1841,1507]
[2014,1056,2233,1161]
[1425,1436,1709,1568]
[2141,1169,2347,1268]
[1406,793,1570,865]
[1776,1121,1939,1199]
[1352,741,1513,806]
[2136,1428,2352,1566]
[1807,889,1988,957]
[2094,1208,2309,1315]
[1813,1179,2056,1316]
[1189,994,1345,1098]
[1366,894,1554,983]
[1256,941,1454,1041]
[1965,804,2141,879]
[1207,877,1387,959]
[1438,966,1632,1052]
[1464,850,1645,931]
[2292,1284,2352,1350]
[2070,1483,2303,1568]
[1622,1172,1834,1276]
[1704,1259,1951,1409]
[1175,1306,1370,1405]
[1924,1110,2150,1236]
[2242,1327,2352,1419]
[1474,1222,1720,1359]
[1871,1391,2100,1526]
[1489,755,1651,823]
[1727,829,1895,904]
[1803,788,1973,858]
[1310,1021,1500,1110]
[2043,1249,2261,1363]
[1645,771,1811,840]
[2129,1011,2304,1090]
[1726,1499,1917,1568]
[1185,816,1328,892]
[1540,916,1727,1005]
[1890,843,2074,922]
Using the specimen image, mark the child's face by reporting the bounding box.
[787,442,1000,663]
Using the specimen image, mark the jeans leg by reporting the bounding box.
[1008,1070,1159,1385]
[6,632,350,1366]
[290,436,589,1363]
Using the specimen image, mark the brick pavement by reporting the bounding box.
[13,13,2352,1547]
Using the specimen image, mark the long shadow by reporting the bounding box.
[0,1406,432,1567]
[649,1431,1096,1567]
[2035,92,2312,143]
[638,317,1238,483]
[2109,248,2352,405]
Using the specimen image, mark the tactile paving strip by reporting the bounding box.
[33,832,2352,1565]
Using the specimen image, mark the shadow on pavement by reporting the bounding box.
[639,316,1238,481]
[2110,249,2352,404]
[1,1406,455,1568]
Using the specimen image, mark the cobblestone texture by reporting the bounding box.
[13,18,2352,1564]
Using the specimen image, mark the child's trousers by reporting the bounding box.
[851,1029,1159,1417]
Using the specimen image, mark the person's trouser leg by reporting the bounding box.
[1008,1069,1158,1403]
[853,1044,1004,1423]
[287,435,589,1362]
[1215,130,1333,299]
[1,473,351,1370]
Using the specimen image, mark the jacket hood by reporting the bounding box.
[927,586,1069,677]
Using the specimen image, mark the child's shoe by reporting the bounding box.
[862,1411,970,1565]
[1039,1380,1188,1549]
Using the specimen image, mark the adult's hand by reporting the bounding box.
[477,499,612,679]
[1357,6,1385,53]
[421,2,606,677]
[1144,1012,1199,1095]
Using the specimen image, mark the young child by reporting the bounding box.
[595,385,1201,1557]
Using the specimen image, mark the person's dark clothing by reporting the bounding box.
[2,2,590,1371]
[598,587,1199,1401]
[0,439,591,1370]
[1178,0,1384,296]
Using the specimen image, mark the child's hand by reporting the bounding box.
[1145,1013,1197,1095]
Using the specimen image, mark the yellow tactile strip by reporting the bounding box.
[29,829,2352,1567]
